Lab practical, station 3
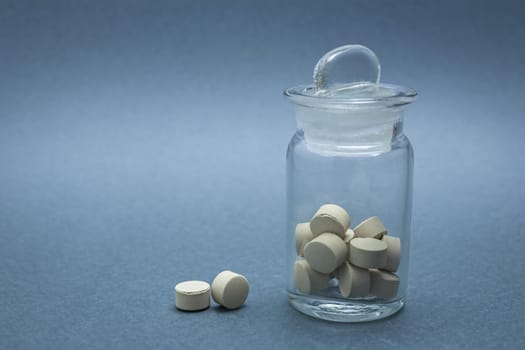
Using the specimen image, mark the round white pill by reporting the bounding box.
[382,235,401,272]
[303,233,348,273]
[349,237,388,269]
[354,216,387,239]
[337,262,370,298]
[294,260,330,294]
[174,280,211,311]
[370,269,400,299]
[295,222,314,257]
[211,270,249,310]
[310,204,350,238]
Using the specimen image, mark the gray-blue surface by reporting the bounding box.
[1,0,524,349]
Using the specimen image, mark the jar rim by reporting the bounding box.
[284,83,417,109]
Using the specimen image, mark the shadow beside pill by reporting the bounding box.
[211,304,247,313]
[173,306,210,313]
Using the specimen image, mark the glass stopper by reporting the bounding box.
[313,45,381,94]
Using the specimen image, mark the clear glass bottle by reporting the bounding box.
[284,45,417,322]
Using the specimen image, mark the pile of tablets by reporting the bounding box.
[175,270,249,311]
[294,204,401,299]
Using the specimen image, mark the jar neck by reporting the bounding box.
[294,105,405,156]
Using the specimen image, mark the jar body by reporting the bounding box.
[286,126,414,322]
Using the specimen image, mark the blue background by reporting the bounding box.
[1,0,524,348]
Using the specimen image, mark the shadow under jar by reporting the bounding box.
[284,45,417,322]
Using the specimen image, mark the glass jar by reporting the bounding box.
[284,45,417,322]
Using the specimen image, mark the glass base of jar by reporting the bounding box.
[288,291,404,323]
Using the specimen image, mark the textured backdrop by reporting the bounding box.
[1,0,524,349]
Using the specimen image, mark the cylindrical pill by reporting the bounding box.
[309,204,350,238]
[304,233,348,273]
[369,269,400,299]
[175,280,211,311]
[294,260,330,294]
[211,270,249,310]
[349,237,388,269]
[382,235,401,272]
[337,262,370,298]
[295,222,314,257]
[354,216,387,239]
